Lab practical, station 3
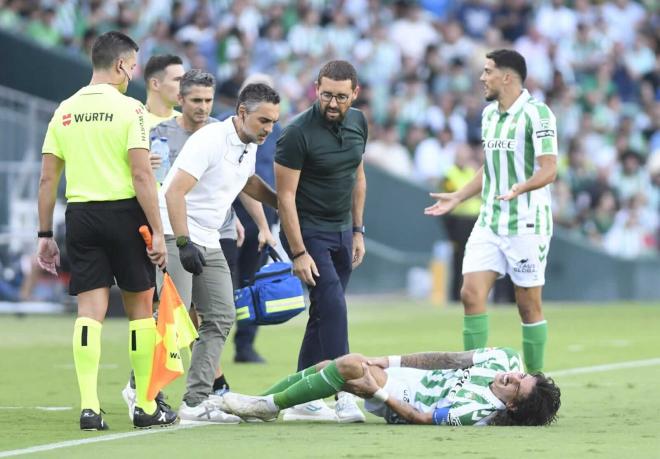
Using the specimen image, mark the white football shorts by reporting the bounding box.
[462,226,550,287]
[363,367,431,417]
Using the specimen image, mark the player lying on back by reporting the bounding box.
[220,347,560,426]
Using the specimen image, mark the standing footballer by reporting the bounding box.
[425,49,558,374]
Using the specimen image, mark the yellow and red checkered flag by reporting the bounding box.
[139,226,198,401]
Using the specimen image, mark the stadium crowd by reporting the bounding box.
[1,0,658,264]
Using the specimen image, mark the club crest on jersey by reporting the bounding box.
[483,139,517,151]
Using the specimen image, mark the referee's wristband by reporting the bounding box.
[372,388,389,402]
[292,250,307,260]
[388,355,401,368]
[37,230,53,238]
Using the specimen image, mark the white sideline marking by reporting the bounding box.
[0,407,72,411]
[2,357,660,457]
[0,424,207,458]
[548,358,660,377]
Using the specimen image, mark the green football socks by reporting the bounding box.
[261,366,318,396]
[129,318,157,414]
[463,313,489,350]
[522,320,548,373]
[273,362,345,409]
[72,317,102,413]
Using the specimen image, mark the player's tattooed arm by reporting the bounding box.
[401,351,475,370]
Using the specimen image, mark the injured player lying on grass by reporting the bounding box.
[218,347,561,426]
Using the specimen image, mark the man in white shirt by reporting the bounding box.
[160,83,280,423]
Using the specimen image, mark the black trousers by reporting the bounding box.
[281,228,353,371]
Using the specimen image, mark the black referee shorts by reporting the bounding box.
[65,198,156,296]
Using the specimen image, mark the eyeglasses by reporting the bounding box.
[320,92,350,104]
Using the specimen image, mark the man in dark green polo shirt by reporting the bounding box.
[274,60,367,423]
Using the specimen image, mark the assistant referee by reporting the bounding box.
[37,31,177,431]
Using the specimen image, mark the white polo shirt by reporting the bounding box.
[159,117,256,248]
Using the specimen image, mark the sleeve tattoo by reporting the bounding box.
[400,351,475,370]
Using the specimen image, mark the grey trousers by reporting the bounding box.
[157,236,236,406]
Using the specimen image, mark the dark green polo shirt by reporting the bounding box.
[275,102,368,231]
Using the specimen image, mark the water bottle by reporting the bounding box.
[152,136,170,183]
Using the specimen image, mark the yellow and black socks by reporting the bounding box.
[273,362,344,409]
[72,317,102,413]
[522,320,548,373]
[261,366,318,396]
[129,318,157,415]
[463,313,488,350]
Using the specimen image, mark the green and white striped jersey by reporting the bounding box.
[478,89,558,236]
[385,347,523,426]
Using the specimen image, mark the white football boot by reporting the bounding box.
[178,397,242,425]
[335,392,366,423]
[281,399,338,422]
[222,392,279,422]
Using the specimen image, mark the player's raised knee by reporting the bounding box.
[335,353,366,379]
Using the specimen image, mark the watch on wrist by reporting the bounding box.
[352,225,365,234]
[176,235,190,248]
[37,230,54,238]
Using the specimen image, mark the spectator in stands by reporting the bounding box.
[364,121,414,181]
[582,189,618,247]
[414,126,457,190]
[25,8,60,48]
[609,150,653,204]
[535,0,577,45]
[455,0,494,40]
[3,0,659,261]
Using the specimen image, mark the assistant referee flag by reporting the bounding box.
[138,226,198,400]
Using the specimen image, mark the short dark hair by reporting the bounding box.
[144,54,183,83]
[317,60,358,89]
[91,31,139,70]
[236,83,280,114]
[490,374,561,426]
[486,49,527,82]
[180,69,215,96]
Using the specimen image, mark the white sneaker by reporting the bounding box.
[335,392,365,423]
[178,398,242,425]
[207,393,231,412]
[281,399,338,422]
[222,392,279,422]
[121,382,136,421]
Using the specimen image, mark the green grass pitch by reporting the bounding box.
[1,300,659,458]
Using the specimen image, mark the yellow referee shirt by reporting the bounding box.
[42,83,149,203]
